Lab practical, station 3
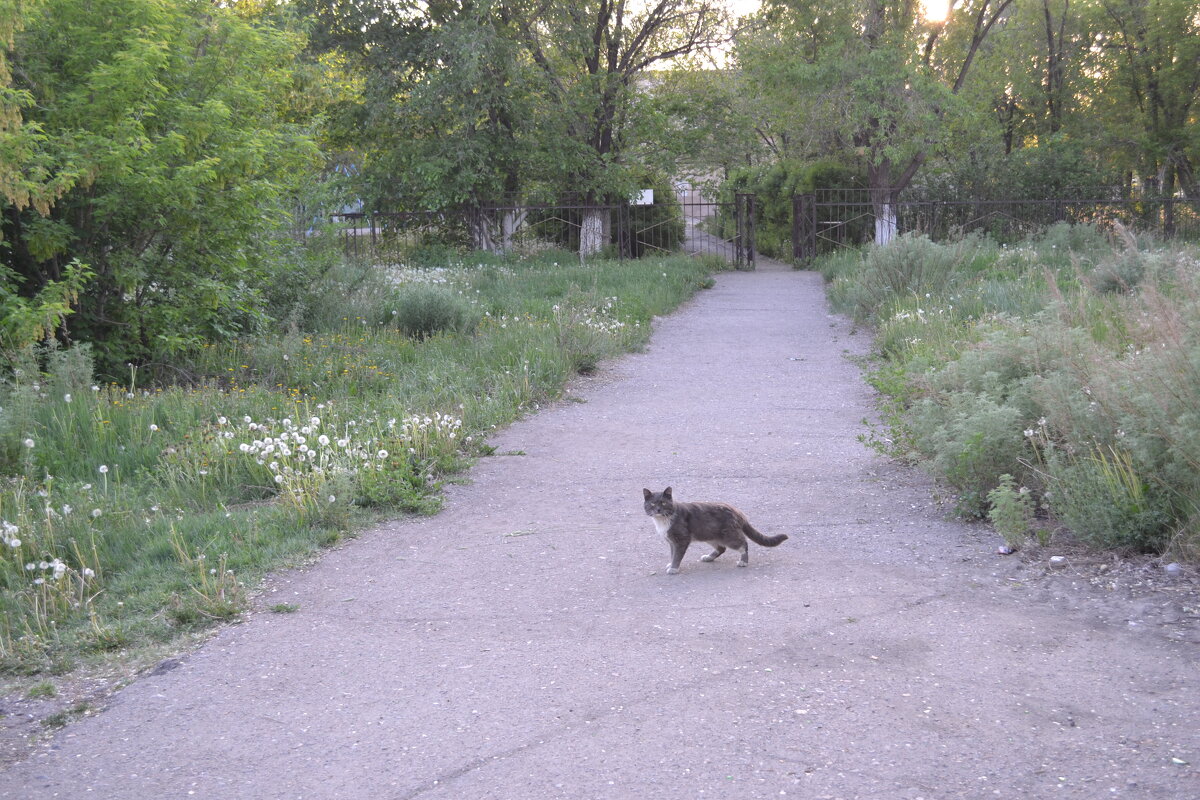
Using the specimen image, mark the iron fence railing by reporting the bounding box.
[793,191,1200,262]
[322,196,758,268]
[315,190,1196,267]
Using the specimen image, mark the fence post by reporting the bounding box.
[618,203,632,260]
[792,194,817,263]
[734,193,757,270]
[746,194,756,270]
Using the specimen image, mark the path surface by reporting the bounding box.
[7,260,1200,799]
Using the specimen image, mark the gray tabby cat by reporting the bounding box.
[643,487,788,574]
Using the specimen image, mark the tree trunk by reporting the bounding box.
[1162,161,1176,238]
[501,207,526,252]
[874,200,898,246]
[867,162,902,246]
[580,207,609,257]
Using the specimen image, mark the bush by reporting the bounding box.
[387,286,479,340]
[910,392,1028,517]
[823,225,1200,556]
[987,474,1036,549]
[1047,448,1171,552]
[828,234,983,323]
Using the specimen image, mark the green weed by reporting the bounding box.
[820,227,1200,555]
[0,252,720,674]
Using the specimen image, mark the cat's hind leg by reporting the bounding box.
[700,545,727,562]
[736,542,749,567]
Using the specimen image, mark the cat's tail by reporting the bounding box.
[744,524,788,547]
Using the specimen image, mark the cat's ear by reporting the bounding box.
[643,488,652,500]
[663,486,672,498]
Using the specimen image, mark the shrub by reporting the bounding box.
[987,474,1036,549]
[387,286,479,340]
[1047,447,1171,552]
[910,392,1028,516]
[825,226,1200,554]
[829,234,980,323]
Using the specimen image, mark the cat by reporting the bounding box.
[643,487,788,574]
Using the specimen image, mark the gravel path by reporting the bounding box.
[6,259,1200,799]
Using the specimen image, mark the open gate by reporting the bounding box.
[643,192,755,269]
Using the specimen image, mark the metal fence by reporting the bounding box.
[793,189,1200,262]
[318,189,1197,266]
[324,194,758,268]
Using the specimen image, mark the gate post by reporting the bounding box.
[617,203,633,260]
[793,194,817,264]
[735,193,756,270]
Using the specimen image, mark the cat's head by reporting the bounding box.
[642,486,674,517]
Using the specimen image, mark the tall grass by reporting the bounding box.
[821,224,1200,557]
[0,251,723,674]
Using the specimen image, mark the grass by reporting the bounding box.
[818,223,1200,556]
[0,249,724,675]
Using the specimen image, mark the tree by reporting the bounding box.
[738,0,1015,243]
[2,0,319,369]
[1098,0,1200,209]
[511,0,730,253]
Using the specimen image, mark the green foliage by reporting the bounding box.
[2,0,321,372]
[1047,447,1170,552]
[823,227,1200,555]
[825,233,996,324]
[388,285,479,340]
[911,391,1027,517]
[987,474,1036,549]
[0,259,91,360]
[721,160,866,259]
[356,452,442,515]
[0,251,717,674]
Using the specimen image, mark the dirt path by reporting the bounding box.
[6,261,1200,799]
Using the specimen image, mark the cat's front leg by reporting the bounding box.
[666,536,689,575]
[700,544,726,562]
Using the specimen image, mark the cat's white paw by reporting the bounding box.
[666,566,680,575]
[736,561,748,567]
[700,554,716,562]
